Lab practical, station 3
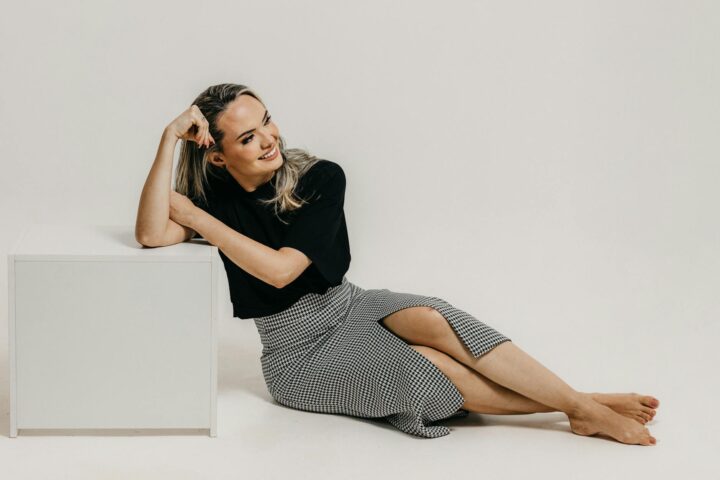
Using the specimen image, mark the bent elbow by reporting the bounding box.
[135,232,158,248]
[274,265,299,289]
[273,272,288,289]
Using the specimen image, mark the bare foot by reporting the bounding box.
[587,392,659,425]
[568,397,657,446]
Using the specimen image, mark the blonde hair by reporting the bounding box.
[174,83,321,224]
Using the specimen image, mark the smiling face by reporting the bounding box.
[208,94,283,191]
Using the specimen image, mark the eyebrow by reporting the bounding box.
[236,109,269,141]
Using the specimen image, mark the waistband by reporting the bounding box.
[254,275,352,324]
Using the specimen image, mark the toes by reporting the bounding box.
[643,396,660,408]
[642,426,658,445]
[641,405,656,415]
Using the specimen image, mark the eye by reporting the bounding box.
[241,115,272,145]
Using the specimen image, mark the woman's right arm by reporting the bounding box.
[135,105,214,247]
[134,129,189,247]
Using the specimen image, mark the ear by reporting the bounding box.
[206,151,226,169]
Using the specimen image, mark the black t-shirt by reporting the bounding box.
[195,159,351,319]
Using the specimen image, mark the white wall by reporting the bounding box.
[1,0,718,389]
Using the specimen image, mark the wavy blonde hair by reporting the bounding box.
[175,83,321,224]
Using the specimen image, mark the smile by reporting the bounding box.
[259,145,278,160]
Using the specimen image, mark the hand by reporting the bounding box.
[169,190,200,228]
[165,104,216,149]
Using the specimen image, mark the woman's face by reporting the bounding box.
[209,94,283,190]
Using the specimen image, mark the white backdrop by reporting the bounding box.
[1,0,718,477]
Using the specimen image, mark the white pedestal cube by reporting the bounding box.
[7,224,225,437]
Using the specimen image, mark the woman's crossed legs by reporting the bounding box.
[380,306,659,446]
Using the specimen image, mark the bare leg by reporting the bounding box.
[410,344,556,414]
[458,341,657,445]
[381,308,658,445]
[414,341,657,445]
[468,341,583,413]
[383,309,586,413]
[409,345,657,426]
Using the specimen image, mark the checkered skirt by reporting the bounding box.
[253,275,512,438]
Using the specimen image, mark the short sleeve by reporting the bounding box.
[281,163,349,284]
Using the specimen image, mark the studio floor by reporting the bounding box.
[1,313,715,480]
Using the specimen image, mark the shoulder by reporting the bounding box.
[298,159,346,195]
[303,159,345,183]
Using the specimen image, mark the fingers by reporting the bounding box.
[189,105,209,148]
[203,121,215,147]
[197,123,204,145]
[205,128,214,148]
[191,108,215,148]
[195,117,206,146]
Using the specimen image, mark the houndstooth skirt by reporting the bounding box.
[253,275,512,438]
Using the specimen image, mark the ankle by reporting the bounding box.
[580,391,601,404]
[566,392,594,417]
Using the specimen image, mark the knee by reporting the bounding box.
[422,307,454,341]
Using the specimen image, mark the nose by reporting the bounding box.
[260,129,275,147]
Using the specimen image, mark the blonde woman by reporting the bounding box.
[135,83,659,443]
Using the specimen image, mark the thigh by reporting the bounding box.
[379,306,452,346]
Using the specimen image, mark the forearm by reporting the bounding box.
[135,129,178,244]
[190,209,286,288]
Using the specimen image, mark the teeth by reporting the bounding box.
[260,146,276,159]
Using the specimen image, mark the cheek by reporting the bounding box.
[227,143,251,159]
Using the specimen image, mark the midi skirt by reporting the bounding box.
[253,275,512,438]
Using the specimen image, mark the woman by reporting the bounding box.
[135,83,659,443]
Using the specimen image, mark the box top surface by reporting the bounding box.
[10,224,215,260]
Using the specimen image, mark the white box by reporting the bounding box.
[7,224,222,437]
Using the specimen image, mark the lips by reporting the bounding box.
[259,144,277,160]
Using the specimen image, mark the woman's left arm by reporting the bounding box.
[189,208,289,288]
[170,191,290,288]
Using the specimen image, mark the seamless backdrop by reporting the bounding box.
[0,0,718,478]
